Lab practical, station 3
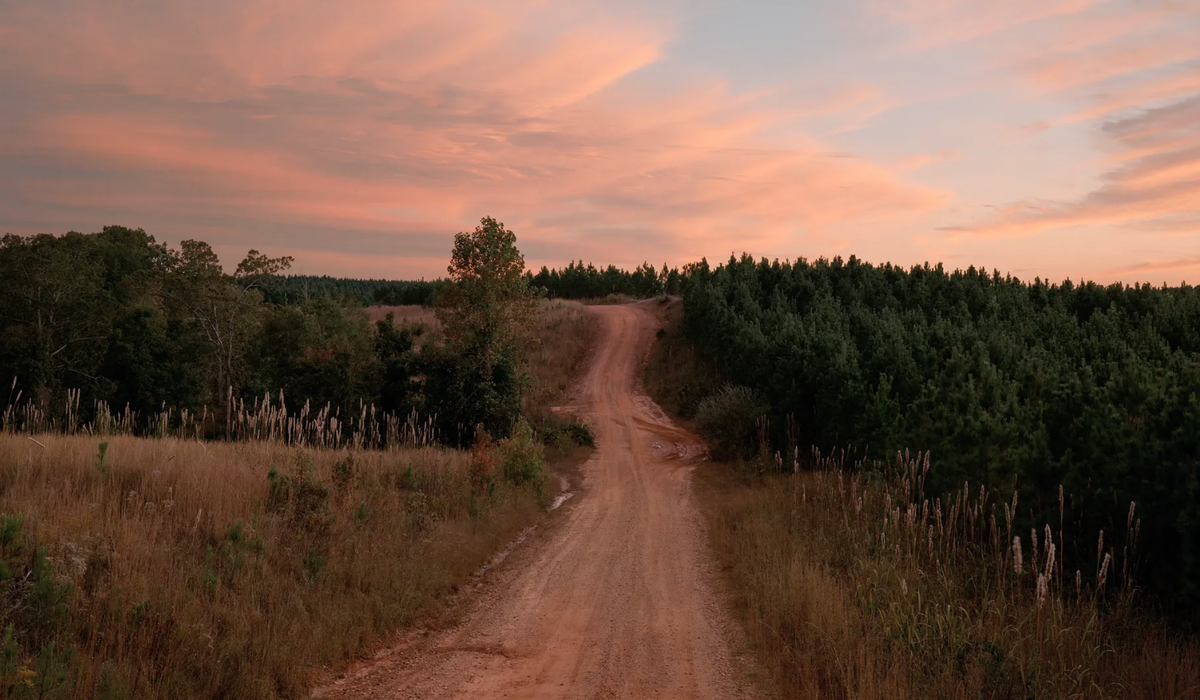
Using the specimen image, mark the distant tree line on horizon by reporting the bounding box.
[264,274,443,307]
[267,261,689,305]
[528,261,684,299]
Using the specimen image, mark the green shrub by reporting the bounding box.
[537,415,594,449]
[498,420,545,489]
[694,385,766,460]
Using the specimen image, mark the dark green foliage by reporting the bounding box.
[537,415,595,449]
[262,275,443,307]
[0,227,509,446]
[101,307,206,418]
[374,314,421,417]
[94,442,109,475]
[694,385,767,460]
[332,455,355,490]
[529,261,680,299]
[419,342,524,445]
[266,464,290,514]
[679,253,1200,620]
[0,228,152,405]
[498,420,545,487]
[1,226,667,448]
[302,550,326,583]
[245,298,382,416]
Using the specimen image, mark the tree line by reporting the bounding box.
[529,261,684,299]
[263,275,443,307]
[0,223,548,446]
[677,253,1200,620]
[269,261,689,307]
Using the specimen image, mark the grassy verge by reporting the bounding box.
[699,460,1200,698]
[647,306,1200,699]
[641,298,719,421]
[0,435,543,698]
[524,300,598,420]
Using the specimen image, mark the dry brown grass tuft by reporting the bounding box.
[0,434,542,698]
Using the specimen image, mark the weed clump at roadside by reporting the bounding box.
[537,415,594,450]
[694,385,765,460]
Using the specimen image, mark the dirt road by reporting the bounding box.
[318,303,754,699]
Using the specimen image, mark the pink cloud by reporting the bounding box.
[0,0,945,276]
[1108,256,1200,277]
[913,0,1200,244]
[942,96,1200,238]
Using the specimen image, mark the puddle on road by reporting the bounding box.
[549,475,574,511]
[549,491,574,510]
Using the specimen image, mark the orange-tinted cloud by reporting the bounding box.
[903,0,1200,246]
[1108,256,1200,278]
[4,0,1198,284]
[942,96,1200,237]
[0,0,946,275]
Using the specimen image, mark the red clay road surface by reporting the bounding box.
[316,303,757,699]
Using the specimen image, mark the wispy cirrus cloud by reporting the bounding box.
[892,0,1200,245]
[941,94,1200,238]
[0,0,947,276]
[1108,255,1200,277]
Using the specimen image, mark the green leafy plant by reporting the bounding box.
[94,441,109,475]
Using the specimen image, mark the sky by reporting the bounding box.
[1,0,1198,284]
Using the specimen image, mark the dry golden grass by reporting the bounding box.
[697,453,1200,699]
[0,434,541,698]
[523,300,598,421]
[364,304,439,329]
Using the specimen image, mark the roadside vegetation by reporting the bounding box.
[696,450,1200,698]
[0,218,597,698]
[0,435,543,698]
[0,222,591,448]
[678,254,1200,619]
[647,277,1200,698]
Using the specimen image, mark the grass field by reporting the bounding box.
[0,435,547,698]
